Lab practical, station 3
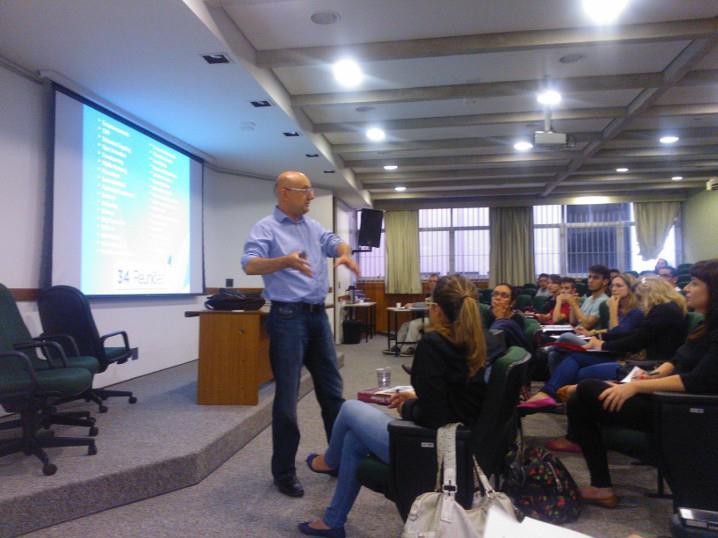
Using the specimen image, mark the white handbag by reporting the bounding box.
[402,423,521,538]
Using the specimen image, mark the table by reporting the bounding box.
[342,301,377,343]
[386,306,429,357]
[185,310,272,405]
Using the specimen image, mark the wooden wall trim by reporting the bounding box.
[9,288,39,302]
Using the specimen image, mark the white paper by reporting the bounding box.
[620,366,645,383]
[374,385,414,395]
[541,325,575,332]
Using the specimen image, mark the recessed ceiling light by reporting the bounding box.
[310,11,340,25]
[394,186,407,192]
[672,176,684,181]
[660,135,679,144]
[283,131,300,137]
[616,167,629,173]
[305,153,319,158]
[384,165,398,171]
[332,59,363,88]
[202,53,231,64]
[582,0,628,24]
[537,90,562,106]
[250,100,272,108]
[514,140,533,152]
[559,53,586,64]
[355,105,375,113]
[366,127,386,142]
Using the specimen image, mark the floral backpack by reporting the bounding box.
[502,444,582,524]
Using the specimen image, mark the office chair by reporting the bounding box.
[0,340,97,475]
[0,284,98,434]
[37,285,138,413]
[356,346,531,520]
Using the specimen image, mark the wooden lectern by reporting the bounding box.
[188,310,272,405]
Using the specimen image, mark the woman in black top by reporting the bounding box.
[299,275,489,537]
[567,260,718,509]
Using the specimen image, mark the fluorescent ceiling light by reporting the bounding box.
[332,59,363,88]
[616,167,629,173]
[672,176,683,181]
[537,90,562,106]
[582,0,628,24]
[394,186,407,192]
[575,196,610,204]
[660,135,679,145]
[513,140,533,152]
[383,165,398,171]
[366,127,386,142]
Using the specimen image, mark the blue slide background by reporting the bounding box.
[81,106,191,294]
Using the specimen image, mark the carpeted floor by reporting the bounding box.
[24,337,673,538]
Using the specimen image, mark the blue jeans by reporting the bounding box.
[268,303,344,481]
[542,351,617,398]
[547,333,589,374]
[577,362,625,383]
[323,400,393,528]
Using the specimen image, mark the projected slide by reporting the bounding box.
[81,108,190,293]
[52,87,203,296]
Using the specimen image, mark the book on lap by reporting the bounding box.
[357,385,414,406]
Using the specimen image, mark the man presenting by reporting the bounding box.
[242,171,359,498]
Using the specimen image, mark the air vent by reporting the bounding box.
[202,53,231,64]
[250,100,272,108]
[305,153,320,158]
[283,131,300,137]
[323,170,335,174]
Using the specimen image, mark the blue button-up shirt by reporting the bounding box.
[241,206,343,304]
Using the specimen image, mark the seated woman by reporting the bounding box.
[298,275,489,537]
[486,283,530,350]
[566,259,718,508]
[519,273,645,410]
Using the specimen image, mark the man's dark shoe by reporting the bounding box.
[274,475,304,497]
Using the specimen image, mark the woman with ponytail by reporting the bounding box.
[299,276,490,537]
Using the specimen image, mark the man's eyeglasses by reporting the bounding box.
[283,186,315,194]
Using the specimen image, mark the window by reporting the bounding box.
[533,203,679,276]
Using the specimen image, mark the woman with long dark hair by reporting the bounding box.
[566,259,718,508]
[298,275,489,537]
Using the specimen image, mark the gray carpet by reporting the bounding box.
[23,338,673,538]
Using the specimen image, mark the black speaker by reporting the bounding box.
[358,209,383,248]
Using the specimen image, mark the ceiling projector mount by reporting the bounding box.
[534,89,576,149]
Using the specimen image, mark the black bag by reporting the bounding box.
[502,445,582,524]
[204,289,265,311]
[342,319,362,344]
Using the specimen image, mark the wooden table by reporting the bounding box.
[186,310,272,405]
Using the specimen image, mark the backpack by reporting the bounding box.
[502,445,582,524]
[204,289,265,311]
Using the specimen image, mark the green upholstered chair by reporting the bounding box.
[479,288,492,304]
[515,294,533,311]
[677,275,691,288]
[356,346,532,519]
[598,300,610,330]
[0,284,99,432]
[575,283,588,296]
[522,283,537,289]
[532,294,548,312]
[479,303,490,330]
[520,287,536,297]
[521,317,541,351]
[676,263,692,275]
[0,338,97,475]
[686,311,704,333]
[38,286,138,412]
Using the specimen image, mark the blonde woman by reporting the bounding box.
[520,273,647,411]
[299,275,489,537]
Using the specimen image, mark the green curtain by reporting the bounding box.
[634,201,680,260]
[489,206,535,287]
[384,210,422,294]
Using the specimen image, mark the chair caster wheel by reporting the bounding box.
[43,463,57,476]
[89,426,99,437]
[99,405,108,413]
[129,396,138,404]
[88,444,97,456]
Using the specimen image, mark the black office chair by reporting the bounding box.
[0,339,97,475]
[356,346,532,520]
[37,285,138,413]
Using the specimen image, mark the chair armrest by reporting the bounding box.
[0,350,39,387]
[36,334,80,357]
[653,392,718,406]
[100,330,130,351]
[14,340,69,368]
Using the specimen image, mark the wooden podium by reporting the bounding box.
[188,310,272,405]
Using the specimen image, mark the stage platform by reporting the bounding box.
[0,355,342,538]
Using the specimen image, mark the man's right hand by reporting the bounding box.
[285,251,313,277]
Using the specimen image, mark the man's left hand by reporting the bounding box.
[335,254,360,276]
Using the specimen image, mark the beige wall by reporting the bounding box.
[684,190,718,262]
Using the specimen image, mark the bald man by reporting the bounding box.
[242,171,359,498]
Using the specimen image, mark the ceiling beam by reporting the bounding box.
[358,166,562,183]
[293,70,718,108]
[255,17,718,68]
[543,37,718,196]
[347,151,575,169]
